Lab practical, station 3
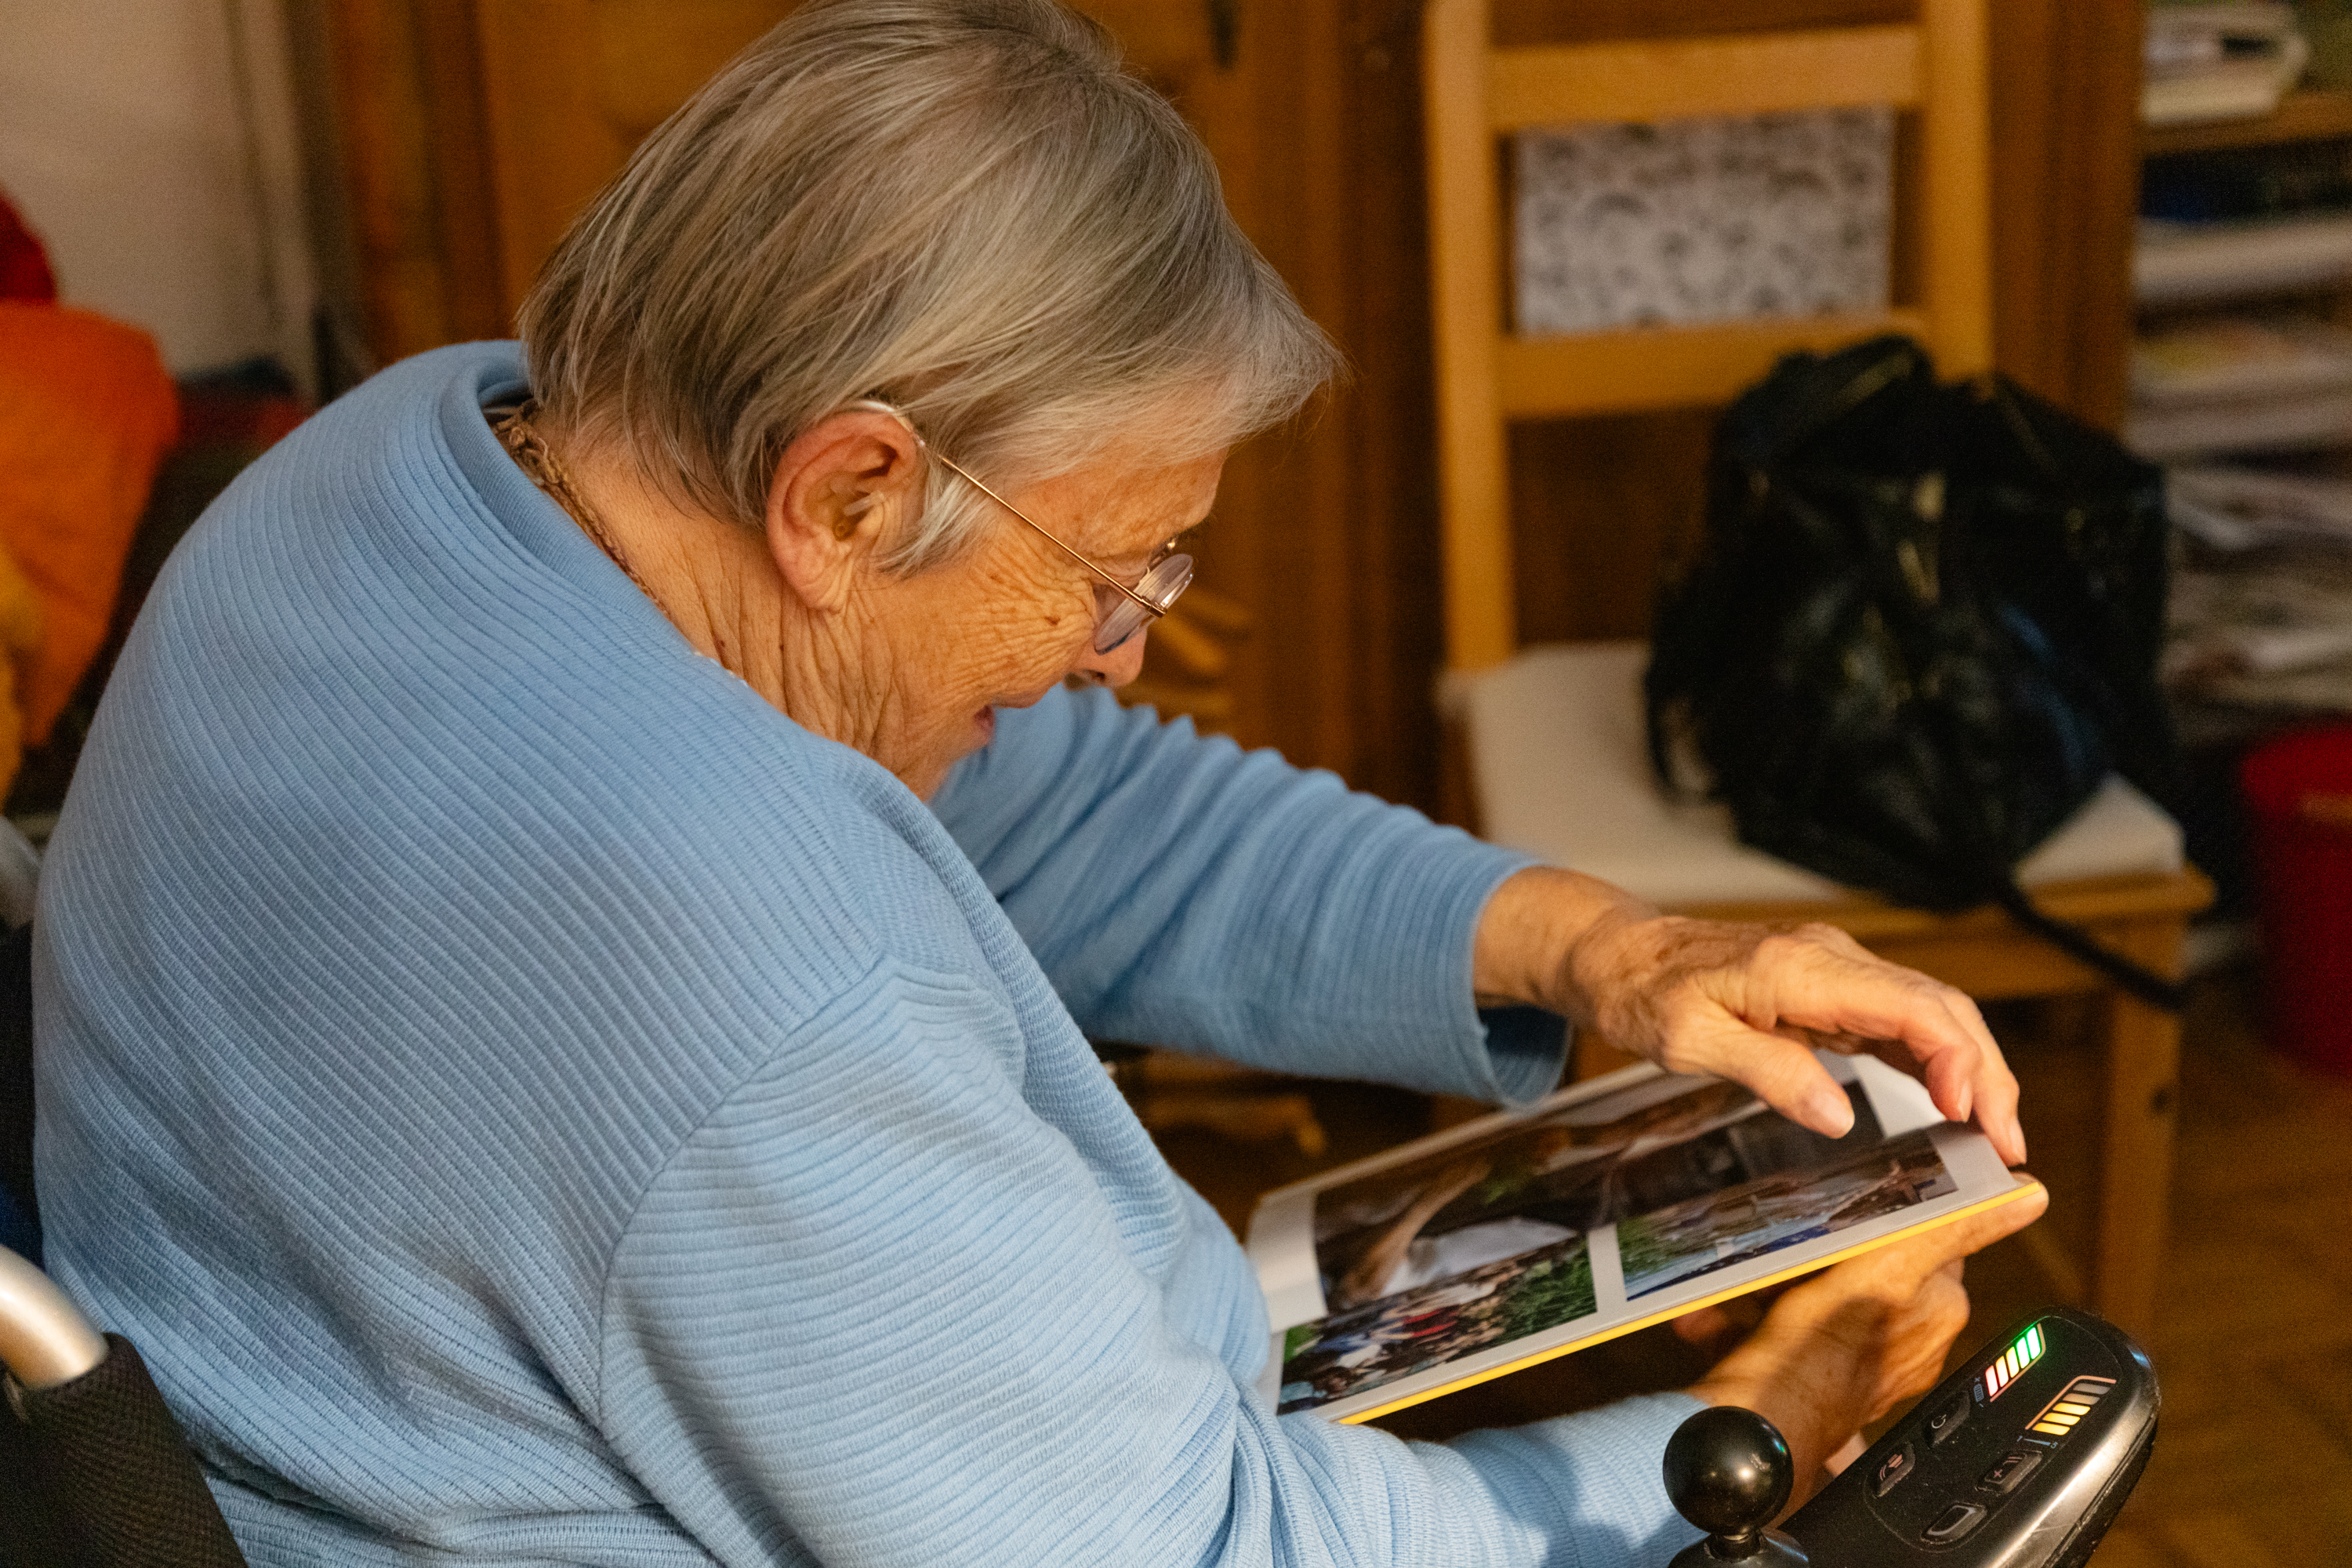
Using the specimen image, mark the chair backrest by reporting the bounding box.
[1422,0,1994,673]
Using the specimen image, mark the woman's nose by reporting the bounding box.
[1076,626,1149,688]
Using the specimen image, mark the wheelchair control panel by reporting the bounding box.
[1667,1305,2158,1567]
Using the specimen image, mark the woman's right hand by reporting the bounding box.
[1682,1179,2049,1512]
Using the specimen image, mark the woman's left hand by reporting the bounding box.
[1686,1179,2049,1507]
[1473,866,2024,1164]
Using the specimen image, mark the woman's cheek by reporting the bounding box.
[989,594,1090,686]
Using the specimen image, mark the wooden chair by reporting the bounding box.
[1422,0,2211,1340]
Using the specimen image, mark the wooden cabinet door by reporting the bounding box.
[1062,2,1442,803]
[469,2,798,313]
[1061,3,1404,781]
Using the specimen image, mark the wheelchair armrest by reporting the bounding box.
[0,1244,103,1392]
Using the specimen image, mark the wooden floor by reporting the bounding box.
[2060,970,2352,1566]
[1149,964,2352,1566]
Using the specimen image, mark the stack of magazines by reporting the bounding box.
[2129,10,2352,728]
[2134,11,2352,311]
[2136,136,2352,307]
[2128,314,2352,458]
[2163,463,2352,728]
[2144,3,2307,126]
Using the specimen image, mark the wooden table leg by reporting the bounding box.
[2090,915,2187,1341]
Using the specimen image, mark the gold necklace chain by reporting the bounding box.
[492,402,659,604]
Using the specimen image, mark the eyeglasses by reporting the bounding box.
[847,399,1195,654]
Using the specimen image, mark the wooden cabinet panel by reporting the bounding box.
[321,0,507,358]
[1984,0,2142,430]
[470,2,632,310]
[587,2,802,136]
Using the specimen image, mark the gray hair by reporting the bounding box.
[519,0,1338,571]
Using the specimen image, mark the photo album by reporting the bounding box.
[1245,1051,2037,1424]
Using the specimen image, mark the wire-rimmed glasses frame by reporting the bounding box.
[845,399,1194,655]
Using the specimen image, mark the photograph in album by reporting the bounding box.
[1614,1129,1955,1299]
[1278,1235,1595,1414]
[1308,1073,1883,1313]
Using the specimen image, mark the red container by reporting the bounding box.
[2241,724,2352,1076]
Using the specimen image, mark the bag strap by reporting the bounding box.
[1910,700,2188,1014]
[1987,880,2187,1012]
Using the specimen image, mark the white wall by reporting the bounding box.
[0,0,314,388]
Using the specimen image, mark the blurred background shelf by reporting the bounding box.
[2129,5,2352,968]
[2145,85,2352,157]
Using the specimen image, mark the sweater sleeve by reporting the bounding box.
[596,956,1704,1568]
[929,685,1567,1105]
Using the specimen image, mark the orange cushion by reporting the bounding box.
[0,303,178,742]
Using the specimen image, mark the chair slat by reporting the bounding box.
[1427,0,1516,671]
[1919,0,1996,376]
[1497,310,1931,418]
[1675,870,2217,938]
[1487,25,1922,131]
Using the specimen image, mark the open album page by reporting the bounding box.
[1245,1051,2031,1424]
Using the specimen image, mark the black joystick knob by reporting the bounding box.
[1663,1406,1809,1566]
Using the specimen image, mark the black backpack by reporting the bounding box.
[1645,336,2185,1007]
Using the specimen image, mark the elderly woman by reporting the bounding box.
[33,2,2038,1563]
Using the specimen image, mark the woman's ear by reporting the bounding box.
[764,405,925,613]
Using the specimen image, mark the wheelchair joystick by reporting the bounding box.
[1664,1406,1809,1566]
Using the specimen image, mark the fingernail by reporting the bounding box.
[1812,1090,1855,1137]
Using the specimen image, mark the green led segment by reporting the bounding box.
[1983,1322,2045,1401]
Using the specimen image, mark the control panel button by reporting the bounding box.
[1980,1450,2042,1495]
[1924,1388,1972,1447]
[1871,1443,1916,1497]
[1923,1502,1987,1544]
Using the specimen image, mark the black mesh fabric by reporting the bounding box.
[0,1392,57,1568]
[0,922,36,1245]
[2,1335,247,1566]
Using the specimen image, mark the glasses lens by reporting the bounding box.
[1093,551,1193,654]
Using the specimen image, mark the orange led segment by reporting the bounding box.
[2025,1377,2115,1441]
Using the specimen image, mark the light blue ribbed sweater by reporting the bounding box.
[33,344,1702,1566]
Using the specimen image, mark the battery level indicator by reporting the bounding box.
[1983,1322,2046,1401]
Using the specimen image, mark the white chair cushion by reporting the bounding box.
[1451,641,2184,908]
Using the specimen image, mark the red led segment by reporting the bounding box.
[1983,1322,2046,1401]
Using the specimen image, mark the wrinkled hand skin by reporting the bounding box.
[1684,1182,2049,1513]
[1472,867,2026,1166]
